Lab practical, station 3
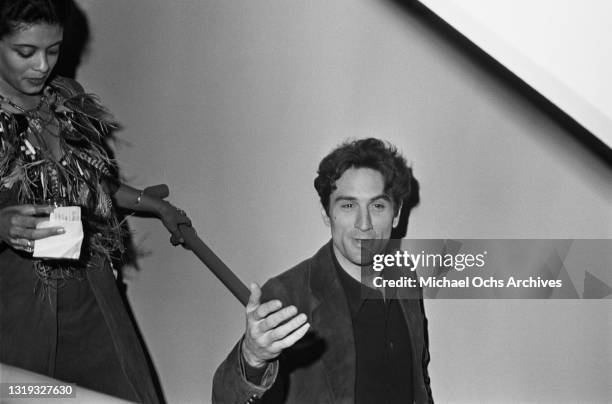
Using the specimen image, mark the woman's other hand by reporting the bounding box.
[156,202,191,246]
[0,205,65,252]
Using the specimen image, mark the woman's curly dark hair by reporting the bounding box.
[0,0,69,38]
[314,138,414,215]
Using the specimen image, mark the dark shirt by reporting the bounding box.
[333,249,414,404]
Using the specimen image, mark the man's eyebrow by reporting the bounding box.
[332,196,357,203]
[370,194,391,203]
[332,194,391,203]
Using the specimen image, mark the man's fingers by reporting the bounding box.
[246,283,262,312]
[267,313,307,341]
[253,299,283,320]
[270,322,310,352]
[262,305,298,330]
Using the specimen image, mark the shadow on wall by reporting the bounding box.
[53,2,168,401]
[54,0,89,79]
[392,176,420,239]
[386,0,611,167]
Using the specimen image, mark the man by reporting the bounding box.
[213,138,433,403]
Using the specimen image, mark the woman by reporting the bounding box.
[0,1,190,402]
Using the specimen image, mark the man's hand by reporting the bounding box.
[242,283,310,368]
[0,205,64,252]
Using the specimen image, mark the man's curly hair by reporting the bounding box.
[314,138,414,215]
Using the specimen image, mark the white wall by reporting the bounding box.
[75,1,611,402]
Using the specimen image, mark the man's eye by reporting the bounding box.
[341,203,354,209]
[372,203,386,210]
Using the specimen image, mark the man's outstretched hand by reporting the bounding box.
[241,283,310,368]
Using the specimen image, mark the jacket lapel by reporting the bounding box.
[309,242,356,403]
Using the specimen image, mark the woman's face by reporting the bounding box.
[0,23,63,100]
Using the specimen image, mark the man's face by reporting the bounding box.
[323,167,400,272]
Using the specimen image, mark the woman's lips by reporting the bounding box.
[26,77,46,86]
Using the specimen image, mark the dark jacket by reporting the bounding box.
[213,242,433,404]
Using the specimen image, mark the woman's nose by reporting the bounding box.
[33,53,50,74]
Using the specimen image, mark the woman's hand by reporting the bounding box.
[112,183,192,246]
[0,205,65,253]
[156,201,192,246]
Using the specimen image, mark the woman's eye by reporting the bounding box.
[17,50,34,58]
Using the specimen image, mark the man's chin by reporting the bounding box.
[342,244,372,267]
[355,239,387,260]
[347,250,378,267]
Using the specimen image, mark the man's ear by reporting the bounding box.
[393,203,403,228]
[321,206,331,227]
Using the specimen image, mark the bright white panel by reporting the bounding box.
[419,0,612,149]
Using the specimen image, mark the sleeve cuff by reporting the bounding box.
[238,336,278,391]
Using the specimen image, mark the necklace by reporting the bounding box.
[0,90,47,114]
[0,88,58,139]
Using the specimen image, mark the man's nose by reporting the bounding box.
[355,207,373,232]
